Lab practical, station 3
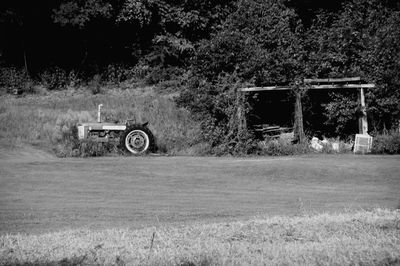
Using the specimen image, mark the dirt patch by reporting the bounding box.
[0,143,55,163]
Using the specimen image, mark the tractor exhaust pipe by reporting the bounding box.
[98,104,103,123]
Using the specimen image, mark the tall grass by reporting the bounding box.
[0,89,200,156]
[0,209,399,265]
[372,132,400,154]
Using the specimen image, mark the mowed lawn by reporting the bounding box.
[0,148,399,234]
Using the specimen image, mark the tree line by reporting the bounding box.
[0,0,234,76]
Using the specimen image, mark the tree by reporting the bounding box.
[306,0,400,133]
[194,0,305,84]
[53,0,113,28]
[116,0,235,67]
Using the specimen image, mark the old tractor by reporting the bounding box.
[77,104,155,154]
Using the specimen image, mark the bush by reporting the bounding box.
[88,74,102,94]
[213,129,259,156]
[103,64,135,84]
[145,66,185,86]
[39,67,68,90]
[259,139,311,156]
[67,70,81,87]
[371,133,400,154]
[177,73,251,155]
[0,67,32,94]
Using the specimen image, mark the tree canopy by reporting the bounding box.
[0,0,235,73]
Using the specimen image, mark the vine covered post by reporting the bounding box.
[236,90,247,132]
[358,88,368,134]
[293,83,307,143]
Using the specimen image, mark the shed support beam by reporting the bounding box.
[294,91,305,143]
[236,92,247,131]
[358,88,368,134]
[239,83,375,92]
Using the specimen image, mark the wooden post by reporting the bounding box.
[294,90,305,143]
[358,88,368,134]
[236,92,247,131]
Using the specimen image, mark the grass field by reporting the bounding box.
[1,148,399,265]
[1,146,399,235]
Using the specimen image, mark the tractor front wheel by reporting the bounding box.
[121,126,154,154]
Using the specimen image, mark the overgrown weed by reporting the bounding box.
[371,132,400,154]
[258,138,311,156]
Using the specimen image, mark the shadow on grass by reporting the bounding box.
[11,255,90,266]
[10,255,215,266]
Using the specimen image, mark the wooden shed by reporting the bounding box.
[240,77,375,142]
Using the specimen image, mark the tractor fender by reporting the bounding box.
[126,120,149,128]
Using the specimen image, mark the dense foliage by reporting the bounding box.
[1,0,399,153]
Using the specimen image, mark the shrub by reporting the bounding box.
[0,67,32,94]
[88,74,102,94]
[322,93,359,138]
[213,129,259,156]
[371,133,400,154]
[103,64,134,84]
[145,66,185,86]
[79,140,119,157]
[131,62,151,81]
[177,73,252,155]
[67,70,81,87]
[39,67,68,90]
[259,138,311,156]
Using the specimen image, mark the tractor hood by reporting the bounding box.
[77,122,127,140]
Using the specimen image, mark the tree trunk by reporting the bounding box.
[21,21,29,77]
[23,48,28,75]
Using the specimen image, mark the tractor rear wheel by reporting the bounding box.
[121,125,154,154]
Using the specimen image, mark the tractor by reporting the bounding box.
[77,104,155,154]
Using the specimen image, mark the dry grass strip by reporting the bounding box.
[1,208,399,265]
